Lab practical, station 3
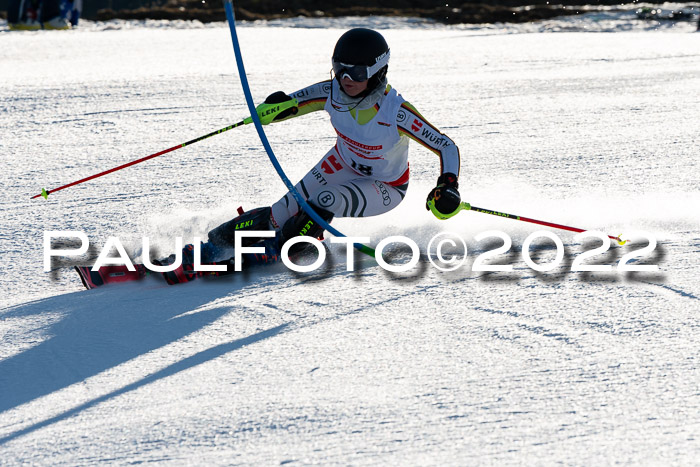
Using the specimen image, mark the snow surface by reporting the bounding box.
[1,13,700,465]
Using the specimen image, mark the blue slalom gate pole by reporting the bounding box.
[222,0,375,257]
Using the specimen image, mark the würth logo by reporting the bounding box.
[411,119,423,132]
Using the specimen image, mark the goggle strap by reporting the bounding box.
[367,50,390,78]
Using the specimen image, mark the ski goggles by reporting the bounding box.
[332,50,390,82]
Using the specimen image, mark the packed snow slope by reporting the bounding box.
[1,15,699,465]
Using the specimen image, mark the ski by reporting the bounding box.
[75,264,149,290]
[74,230,308,290]
[74,259,239,290]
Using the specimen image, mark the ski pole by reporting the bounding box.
[31,119,246,199]
[428,200,626,245]
[31,98,298,200]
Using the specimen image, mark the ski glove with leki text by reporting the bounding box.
[254,91,298,125]
[426,172,461,218]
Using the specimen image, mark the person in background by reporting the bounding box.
[8,0,81,30]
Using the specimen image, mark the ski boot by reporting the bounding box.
[153,243,198,285]
[209,203,334,268]
[241,234,284,267]
[235,202,334,267]
[207,206,281,268]
[155,204,335,276]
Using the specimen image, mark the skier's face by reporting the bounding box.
[340,77,368,97]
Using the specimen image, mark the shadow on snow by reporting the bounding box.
[0,279,288,445]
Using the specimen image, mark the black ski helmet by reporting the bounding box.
[332,28,390,93]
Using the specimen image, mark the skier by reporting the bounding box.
[157,28,463,284]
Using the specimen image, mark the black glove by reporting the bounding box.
[263,91,298,121]
[265,91,292,104]
[426,172,461,216]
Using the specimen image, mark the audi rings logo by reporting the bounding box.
[317,190,336,208]
[375,181,391,206]
[396,109,407,124]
